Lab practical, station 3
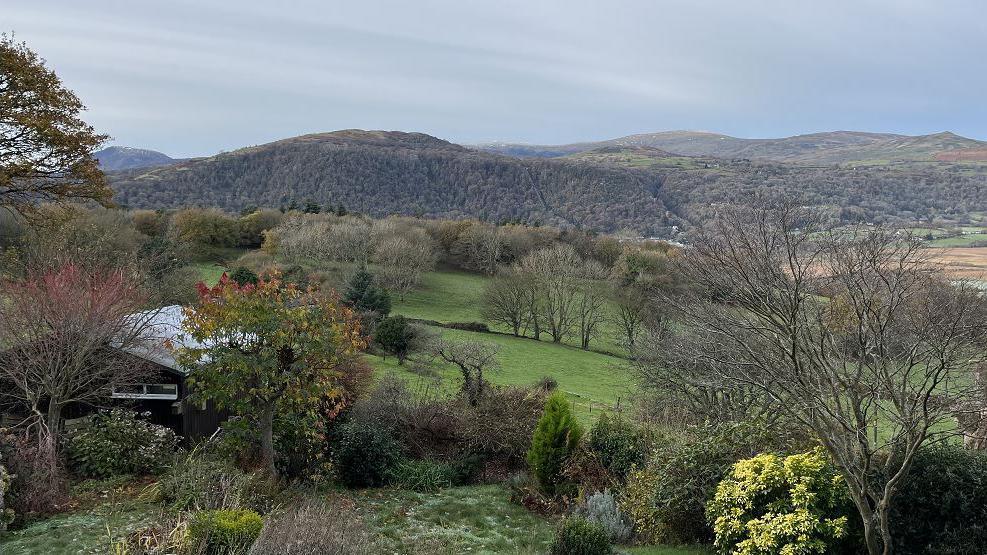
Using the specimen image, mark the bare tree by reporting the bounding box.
[517,244,582,343]
[648,203,987,555]
[575,260,609,350]
[611,283,654,352]
[371,226,436,299]
[481,269,532,336]
[0,263,159,480]
[426,338,500,406]
[452,222,507,275]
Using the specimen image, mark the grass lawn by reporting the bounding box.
[190,261,227,285]
[350,484,554,553]
[392,269,490,323]
[0,500,159,554]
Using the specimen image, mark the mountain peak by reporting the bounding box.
[95,146,175,171]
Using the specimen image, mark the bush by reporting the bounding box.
[621,421,784,544]
[528,392,583,495]
[462,385,546,465]
[333,419,403,488]
[374,315,414,363]
[65,409,178,478]
[248,500,375,554]
[707,449,852,555]
[0,453,12,531]
[230,266,259,286]
[889,444,987,554]
[189,509,263,554]
[446,321,489,332]
[574,489,633,544]
[387,458,457,491]
[159,453,265,512]
[551,515,612,555]
[0,432,68,517]
[344,268,391,316]
[587,413,645,480]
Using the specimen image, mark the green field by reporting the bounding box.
[927,232,987,247]
[195,260,639,419]
[190,261,227,286]
[369,325,635,421]
[393,270,628,356]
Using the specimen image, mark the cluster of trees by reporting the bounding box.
[267,213,436,298]
[481,241,675,350]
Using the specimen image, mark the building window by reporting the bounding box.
[111,383,179,400]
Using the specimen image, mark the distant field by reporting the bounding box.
[927,233,987,247]
[197,259,639,419]
[927,247,987,282]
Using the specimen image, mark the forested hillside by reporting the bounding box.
[111,130,678,234]
[111,130,987,233]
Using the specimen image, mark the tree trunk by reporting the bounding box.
[42,403,63,479]
[259,401,277,477]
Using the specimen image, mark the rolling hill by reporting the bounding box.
[95,146,177,171]
[474,130,987,166]
[110,130,678,234]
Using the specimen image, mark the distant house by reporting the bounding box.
[111,305,228,439]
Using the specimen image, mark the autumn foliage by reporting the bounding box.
[176,272,365,476]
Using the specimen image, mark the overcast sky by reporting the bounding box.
[7,0,987,157]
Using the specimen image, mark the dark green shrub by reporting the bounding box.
[344,268,391,316]
[387,459,456,491]
[447,321,489,332]
[229,266,259,286]
[189,509,263,553]
[551,515,612,555]
[374,315,413,363]
[65,409,178,478]
[588,413,645,480]
[333,420,402,488]
[527,392,584,495]
[889,444,987,554]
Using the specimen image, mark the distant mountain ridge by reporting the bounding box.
[109,129,987,234]
[95,146,177,171]
[474,130,987,165]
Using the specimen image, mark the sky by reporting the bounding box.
[6,0,987,157]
